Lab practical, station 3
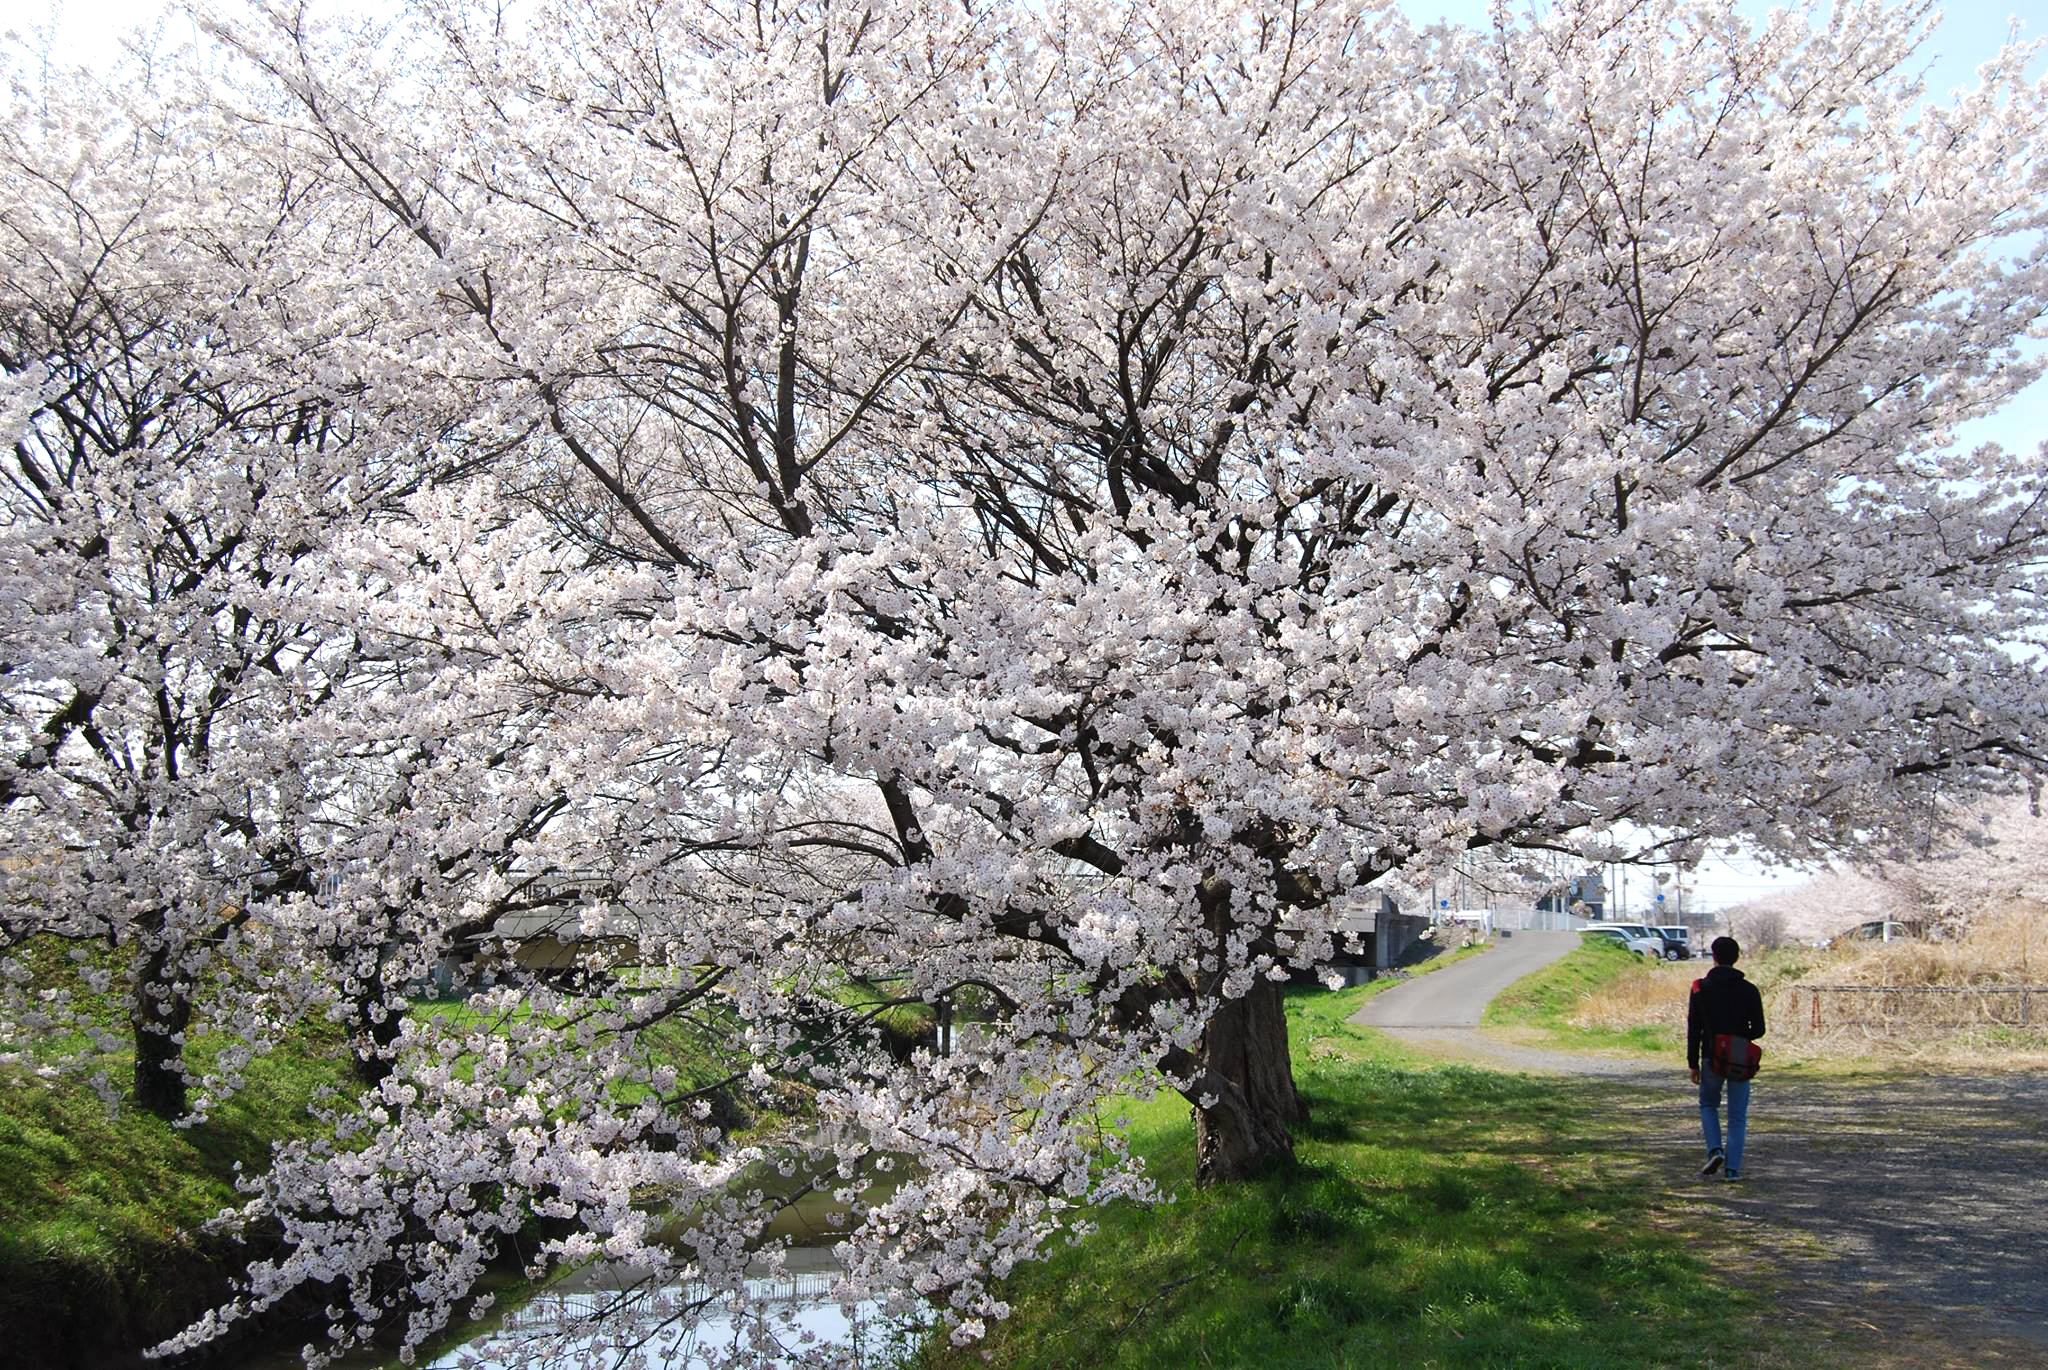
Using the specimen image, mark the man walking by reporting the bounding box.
[1688,935,1766,1181]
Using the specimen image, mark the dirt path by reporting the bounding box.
[1582,1070,2048,1362]
[1357,943,2048,1363]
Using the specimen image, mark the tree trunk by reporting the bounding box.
[1179,977,1307,1185]
[352,996,405,1086]
[350,946,406,1086]
[132,943,193,1119]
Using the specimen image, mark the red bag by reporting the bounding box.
[1710,1032,1762,1082]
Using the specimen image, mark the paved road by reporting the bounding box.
[1351,930,1580,1028]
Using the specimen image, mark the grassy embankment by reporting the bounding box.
[0,978,756,1368]
[911,974,1808,1370]
[1487,916,2048,1068]
[1480,937,1676,1056]
[0,1019,359,1365]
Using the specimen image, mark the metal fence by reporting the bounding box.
[1794,984,2048,1031]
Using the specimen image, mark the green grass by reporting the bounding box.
[0,946,369,1356]
[909,983,1797,1370]
[820,976,940,1055]
[0,1038,349,1241]
[1480,938,1674,1054]
[0,1023,359,1361]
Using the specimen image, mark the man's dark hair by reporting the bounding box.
[1710,936,1740,966]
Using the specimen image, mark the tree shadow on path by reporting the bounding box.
[1387,1026,2048,1364]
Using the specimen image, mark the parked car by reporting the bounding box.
[1609,922,1681,957]
[1654,925,1692,960]
[1581,925,1667,959]
[1831,919,1923,946]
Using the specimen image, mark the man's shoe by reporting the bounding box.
[1699,1150,1726,1177]
[1723,1171,1743,1182]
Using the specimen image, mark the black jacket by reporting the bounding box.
[1687,964,1765,1071]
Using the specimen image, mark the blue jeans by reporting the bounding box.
[1699,1067,1751,1174]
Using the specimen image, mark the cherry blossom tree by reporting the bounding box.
[0,54,564,1115]
[8,0,2048,1362]
[1877,794,2048,928]
[1717,867,1894,942]
[1715,796,2048,943]
[0,57,381,1116]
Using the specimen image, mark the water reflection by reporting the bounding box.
[237,1145,917,1367]
[427,1248,897,1369]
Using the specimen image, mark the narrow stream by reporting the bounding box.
[426,1245,895,1369]
[232,1140,917,1367]
[423,1156,915,1368]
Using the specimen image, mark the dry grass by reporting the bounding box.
[1568,907,2048,1070]
[1566,959,1693,1040]
[1816,905,2047,988]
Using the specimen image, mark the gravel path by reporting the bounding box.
[1359,1024,1665,1077]
[1356,940,2048,1360]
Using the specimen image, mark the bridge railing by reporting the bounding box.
[1489,909,1588,932]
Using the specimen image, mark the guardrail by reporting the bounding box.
[1794,984,2048,1031]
